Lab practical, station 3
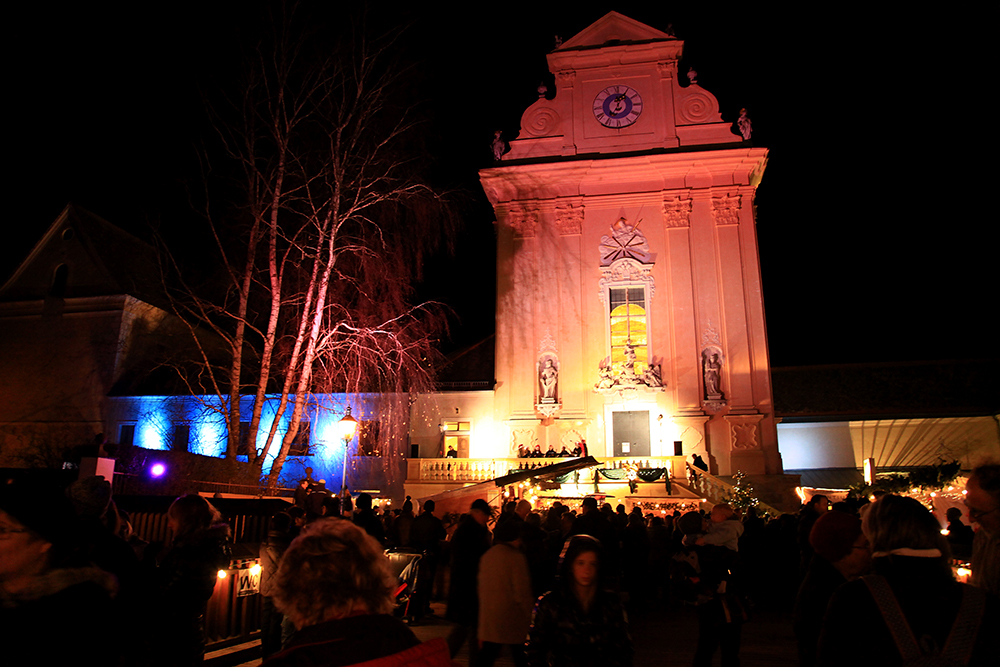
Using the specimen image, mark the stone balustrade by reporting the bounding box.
[408,456,687,483]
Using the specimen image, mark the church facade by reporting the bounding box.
[413,13,781,483]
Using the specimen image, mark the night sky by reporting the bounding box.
[8,2,995,368]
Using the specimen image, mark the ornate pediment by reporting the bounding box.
[598,258,655,303]
[557,11,677,51]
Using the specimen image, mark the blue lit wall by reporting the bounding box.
[106,394,365,488]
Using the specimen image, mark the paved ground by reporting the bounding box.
[211,598,798,667]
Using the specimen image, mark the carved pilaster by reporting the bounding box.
[662,196,692,228]
[555,203,583,235]
[507,205,539,239]
[712,195,741,226]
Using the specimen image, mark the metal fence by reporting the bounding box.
[120,497,291,650]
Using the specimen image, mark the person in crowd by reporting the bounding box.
[797,494,829,574]
[817,494,999,666]
[965,463,1000,596]
[697,503,743,552]
[263,519,451,666]
[286,506,306,538]
[621,509,650,607]
[647,515,673,603]
[478,519,533,667]
[260,512,293,659]
[306,481,329,519]
[529,445,544,459]
[613,504,628,531]
[944,506,974,560]
[388,497,414,548]
[410,499,446,615]
[526,536,633,667]
[321,494,342,519]
[446,498,494,663]
[150,494,231,666]
[0,480,119,664]
[293,480,309,510]
[446,446,458,458]
[521,510,549,596]
[793,510,871,667]
[569,497,620,584]
[673,510,745,667]
[353,493,386,545]
[66,475,142,604]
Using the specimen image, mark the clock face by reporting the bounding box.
[593,85,643,128]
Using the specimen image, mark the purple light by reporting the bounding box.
[150,463,166,477]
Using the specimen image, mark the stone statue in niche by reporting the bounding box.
[596,364,615,390]
[538,355,559,403]
[491,130,507,161]
[642,364,663,388]
[737,108,752,141]
[702,347,724,401]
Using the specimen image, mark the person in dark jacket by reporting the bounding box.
[793,510,871,667]
[293,480,309,510]
[410,500,446,615]
[797,495,829,574]
[263,519,451,667]
[260,512,293,658]
[446,499,493,663]
[526,536,633,667]
[353,493,386,545]
[151,494,231,667]
[944,506,974,560]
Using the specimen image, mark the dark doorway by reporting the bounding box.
[612,411,650,457]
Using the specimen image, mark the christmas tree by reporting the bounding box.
[725,470,761,515]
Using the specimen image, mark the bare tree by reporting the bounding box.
[167,6,448,490]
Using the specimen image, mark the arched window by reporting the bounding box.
[50,264,68,298]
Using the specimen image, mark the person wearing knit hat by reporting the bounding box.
[0,479,119,662]
[794,510,870,667]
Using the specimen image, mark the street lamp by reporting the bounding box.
[338,406,358,498]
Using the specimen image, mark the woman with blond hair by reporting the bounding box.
[264,519,451,666]
[817,494,999,666]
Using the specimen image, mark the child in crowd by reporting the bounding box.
[697,503,744,552]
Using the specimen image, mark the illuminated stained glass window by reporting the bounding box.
[609,287,647,374]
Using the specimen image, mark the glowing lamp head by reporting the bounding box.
[250,564,262,576]
[338,406,358,441]
[217,570,227,579]
[150,463,166,477]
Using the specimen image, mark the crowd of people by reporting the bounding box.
[2,462,998,666]
[278,463,999,666]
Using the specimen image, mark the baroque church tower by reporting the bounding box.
[480,12,780,476]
